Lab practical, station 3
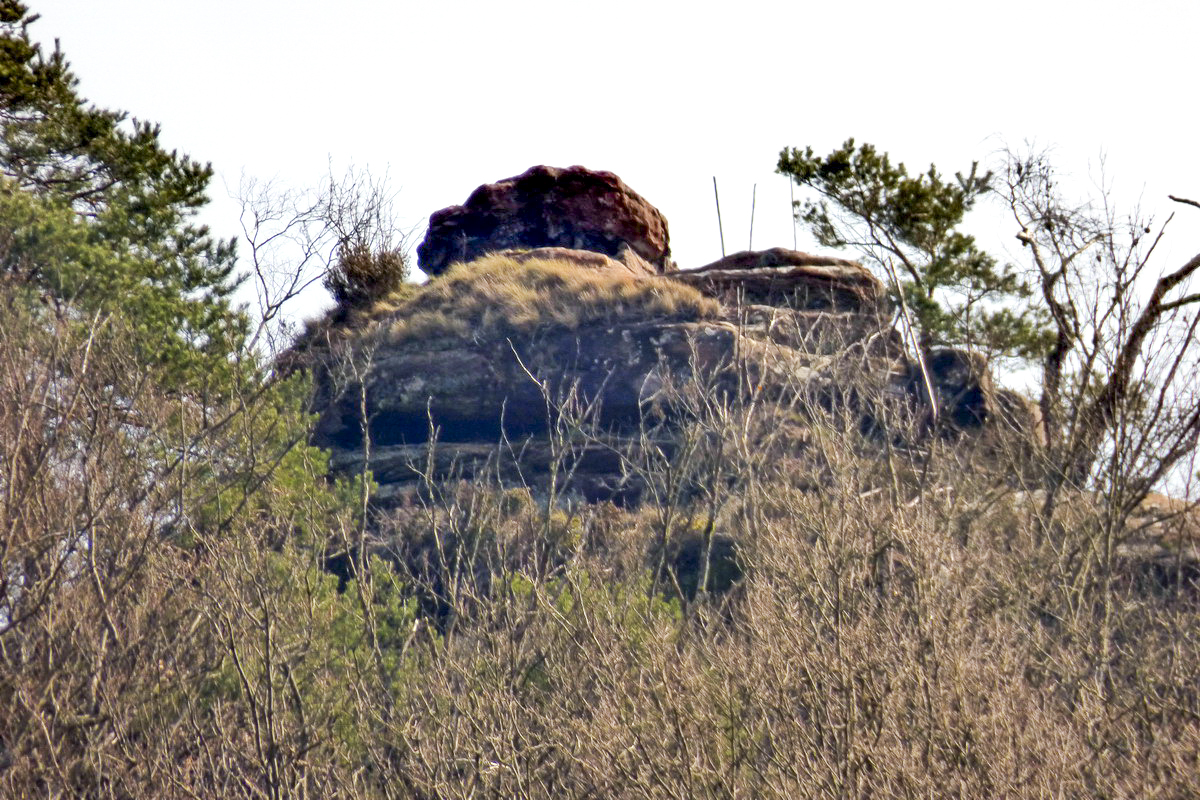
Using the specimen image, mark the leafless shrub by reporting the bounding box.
[5,240,1200,797]
[339,307,1200,798]
[237,165,408,358]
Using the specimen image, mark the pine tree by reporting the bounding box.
[0,1,241,383]
[778,139,1049,357]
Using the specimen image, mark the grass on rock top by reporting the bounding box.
[312,253,721,347]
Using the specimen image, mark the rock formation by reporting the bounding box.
[416,165,673,277]
[495,246,650,279]
[923,347,996,428]
[306,166,1033,505]
[671,248,888,312]
[315,315,833,504]
[291,163,1200,603]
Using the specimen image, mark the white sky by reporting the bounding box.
[28,0,1200,315]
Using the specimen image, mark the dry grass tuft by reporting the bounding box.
[301,253,720,350]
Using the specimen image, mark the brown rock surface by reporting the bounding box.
[923,347,996,429]
[417,165,672,277]
[669,248,887,313]
[494,247,650,279]
[994,388,1047,447]
[309,316,838,502]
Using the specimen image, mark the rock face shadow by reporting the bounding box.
[303,164,1034,506]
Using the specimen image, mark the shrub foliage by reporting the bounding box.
[3,8,1200,798]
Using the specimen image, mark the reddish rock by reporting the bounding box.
[495,247,653,279]
[417,165,672,276]
[669,248,888,313]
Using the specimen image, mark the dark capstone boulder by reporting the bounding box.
[417,165,672,277]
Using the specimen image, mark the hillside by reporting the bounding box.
[4,9,1200,793]
[301,168,1027,503]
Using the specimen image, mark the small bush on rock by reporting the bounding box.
[325,241,410,310]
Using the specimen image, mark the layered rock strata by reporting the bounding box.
[671,247,888,312]
[310,168,1017,503]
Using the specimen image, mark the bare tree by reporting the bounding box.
[236,165,409,358]
[1001,150,1200,500]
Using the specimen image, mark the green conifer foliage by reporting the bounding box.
[0,1,241,383]
[778,139,1050,356]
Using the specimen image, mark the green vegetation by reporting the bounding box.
[4,5,1200,798]
[0,8,404,794]
[778,139,1049,357]
[0,0,240,384]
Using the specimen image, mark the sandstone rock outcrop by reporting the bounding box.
[1123,492,1200,588]
[670,248,887,313]
[923,347,996,428]
[309,310,842,504]
[294,164,1200,604]
[307,167,1042,505]
[667,247,900,357]
[417,165,672,277]
[995,388,1047,448]
[496,247,650,279]
[305,259,1018,502]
